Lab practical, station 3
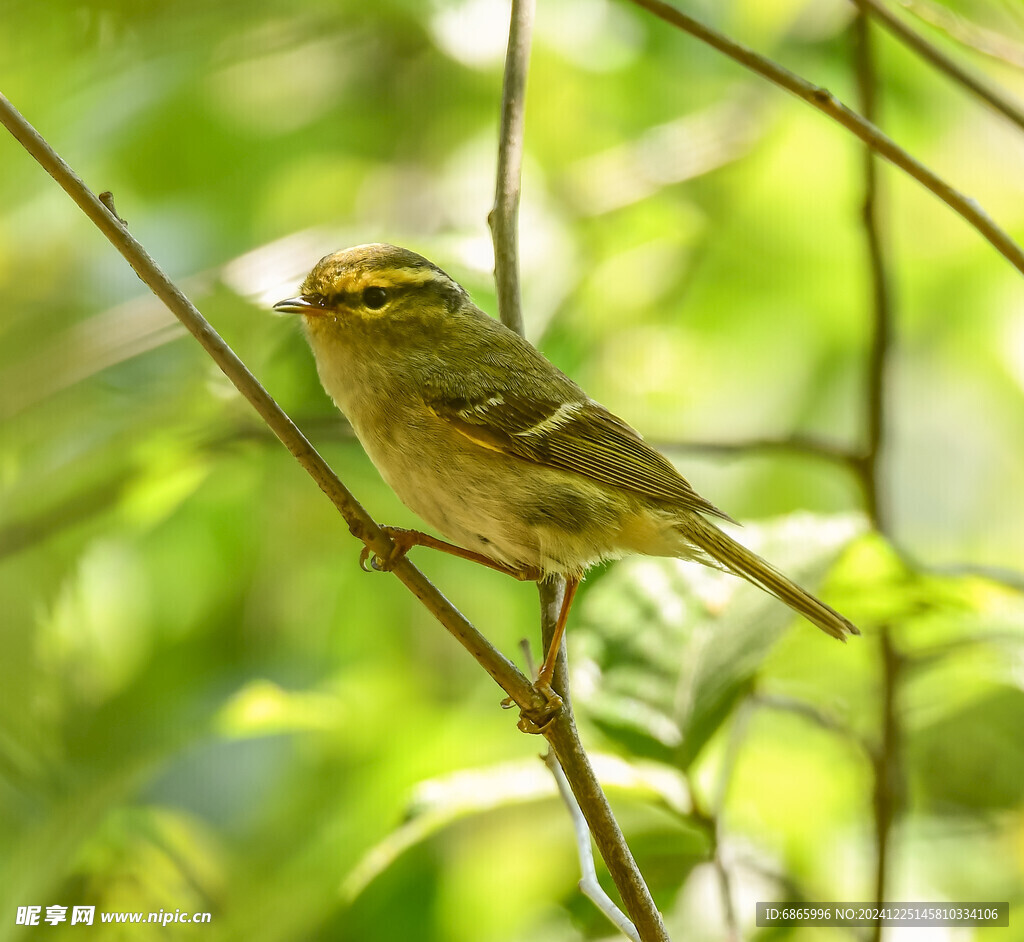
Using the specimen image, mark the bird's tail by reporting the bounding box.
[680,516,859,641]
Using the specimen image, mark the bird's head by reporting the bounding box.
[273,243,469,343]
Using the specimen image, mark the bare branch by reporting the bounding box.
[655,434,862,469]
[900,0,1024,71]
[856,0,1024,132]
[0,91,547,719]
[489,0,535,336]
[900,557,1024,593]
[485,3,669,937]
[542,750,640,942]
[850,12,904,928]
[751,692,860,743]
[871,627,904,934]
[544,705,670,941]
[535,528,668,941]
[707,702,754,942]
[852,5,895,528]
[624,0,1024,278]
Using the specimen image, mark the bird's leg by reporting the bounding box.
[360,526,542,581]
[535,576,580,691]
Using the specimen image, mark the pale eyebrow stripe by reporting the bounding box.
[350,267,454,291]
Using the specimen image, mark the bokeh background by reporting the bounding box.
[2,0,1024,939]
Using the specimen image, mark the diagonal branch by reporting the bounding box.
[855,0,1024,132]
[0,91,546,719]
[3,38,672,942]
[899,0,1024,71]
[624,0,1024,278]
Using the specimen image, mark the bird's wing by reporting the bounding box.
[423,382,732,521]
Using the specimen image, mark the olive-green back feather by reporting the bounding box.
[421,306,732,521]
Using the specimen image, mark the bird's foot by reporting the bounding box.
[359,526,423,573]
[515,682,563,735]
[359,526,543,581]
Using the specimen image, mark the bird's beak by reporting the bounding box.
[273,296,325,315]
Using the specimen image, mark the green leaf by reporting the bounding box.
[574,513,868,767]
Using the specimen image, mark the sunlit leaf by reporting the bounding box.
[574,513,868,767]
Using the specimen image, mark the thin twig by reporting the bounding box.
[536,560,663,938]
[624,0,1024,278]
[542,750,640,942]
[543,706,669,941]
[871,626,902,938]
[486,4,669,937]
[900,0,1024,71]
[656,434,862,469]
[0,91,547,720]
[708,701,754,942]
[489,0,535,336]
[751,692,861,745]
[907,630,1024,663]
[899,557,1024,593]
[852,4,895,530]
[856,0,1024,132]
[537,580,670,942]
[537,578,572,711]
[850,12,903,926]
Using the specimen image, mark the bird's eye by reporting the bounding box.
[362,286,388,310]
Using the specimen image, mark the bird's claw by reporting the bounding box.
[359,527,415,574]
[358,546,379,573]
[516,683,563,735]
[359,546,393,573]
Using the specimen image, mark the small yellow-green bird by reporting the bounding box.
[275,243,857,688]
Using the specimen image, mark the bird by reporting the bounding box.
[274,243,858,691]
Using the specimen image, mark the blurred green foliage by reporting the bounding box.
[2,0,1024,939]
